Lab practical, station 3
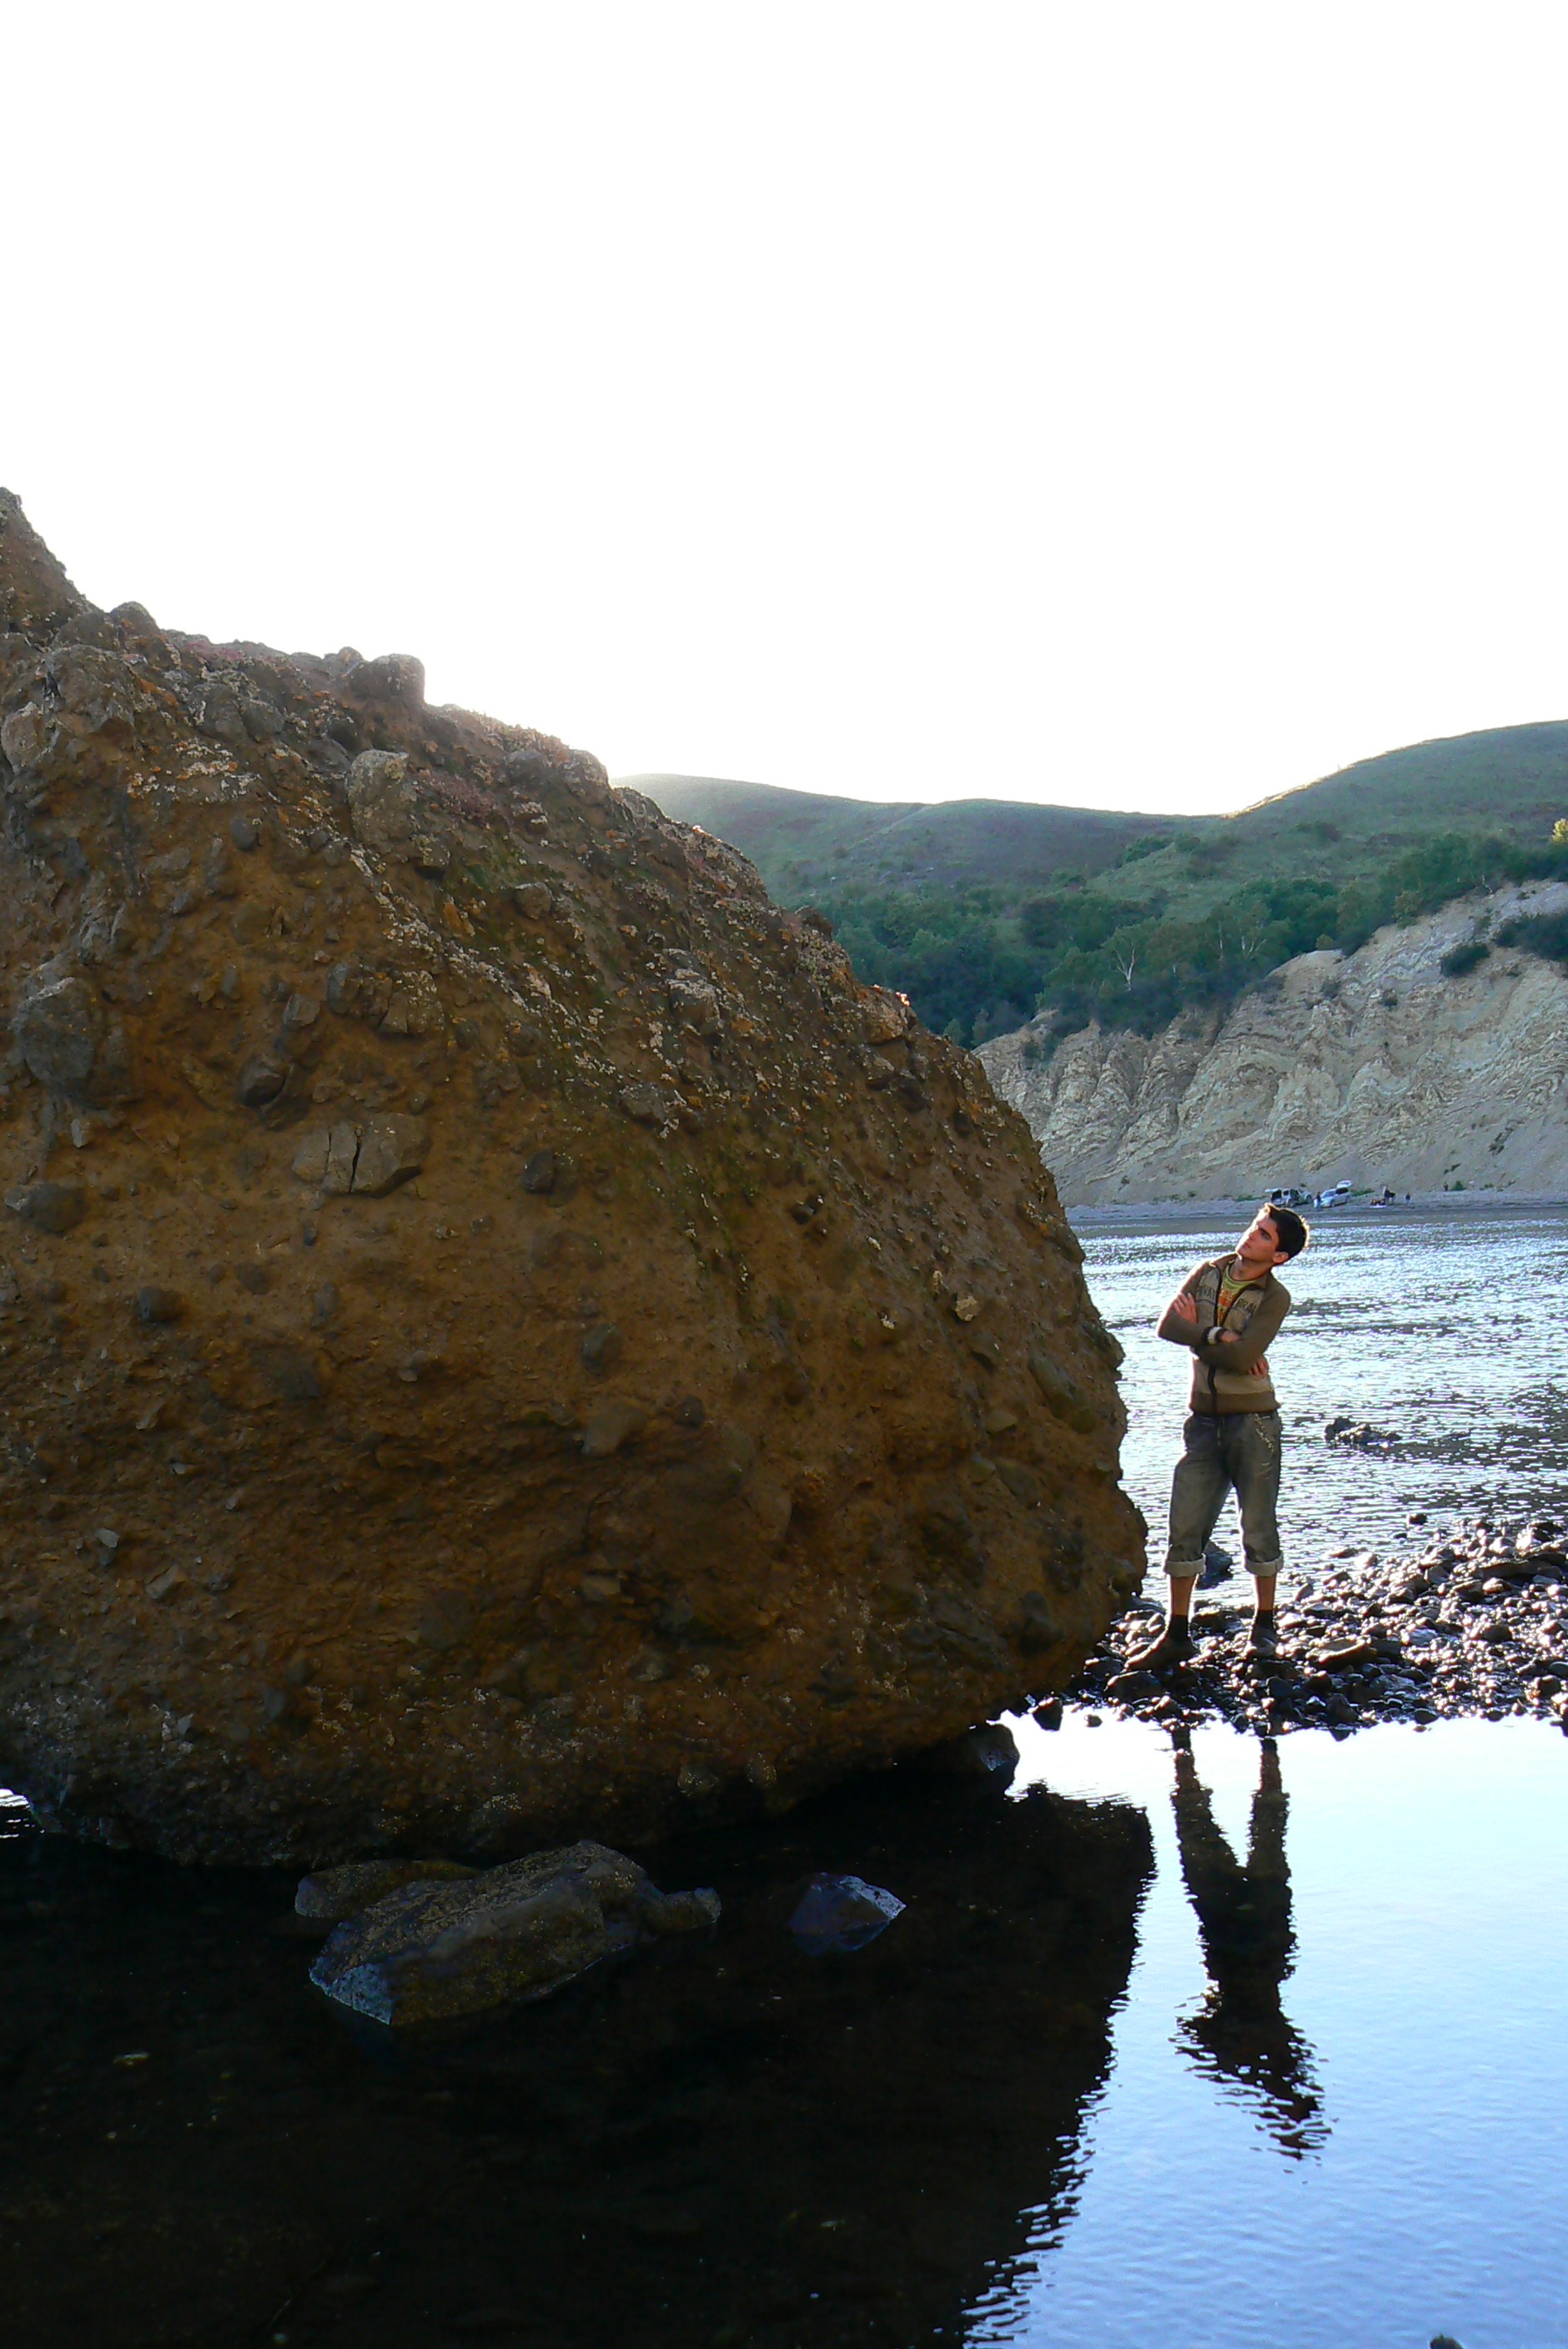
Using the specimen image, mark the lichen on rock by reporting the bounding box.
[0,490,1142,1865]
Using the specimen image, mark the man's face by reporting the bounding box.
[1235,1210,1284,1268]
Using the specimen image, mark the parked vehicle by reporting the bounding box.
[1315,1182,1353,1208]
[1267,1185,1314,1210]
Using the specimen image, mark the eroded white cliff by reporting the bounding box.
[980,882,1568,1205]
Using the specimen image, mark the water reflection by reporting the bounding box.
[0,1768,1151,2349]
[1169,1737,1326,2159]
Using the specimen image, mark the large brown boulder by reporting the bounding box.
[0,493,1143,1864]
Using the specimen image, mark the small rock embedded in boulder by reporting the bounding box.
[860,987,910,1045]
[349,1114,428,1196]
[308,1839,718,2023]
[4,1182,86,1236]
[134,1285,183,1325]
[667,970,721,1037]
[13,974,99,1099]
[290,1114,427,1197]
[788,1873,906,1955]
[620,1080,679,1127]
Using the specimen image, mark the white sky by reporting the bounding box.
[7,3,1567,815]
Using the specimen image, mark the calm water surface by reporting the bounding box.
[982,1710,1568,2349]
[1,1206,1565,2346]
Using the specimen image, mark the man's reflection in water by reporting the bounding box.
[1169,1733,1327,2157]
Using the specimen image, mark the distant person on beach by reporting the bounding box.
[1130,1202,1309,1671]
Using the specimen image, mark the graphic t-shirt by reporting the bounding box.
[1215,1262,1254,1323]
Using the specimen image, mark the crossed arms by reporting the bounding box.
[1157,1275,1288,1374]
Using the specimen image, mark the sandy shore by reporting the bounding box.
[1067,1191,1568,1227]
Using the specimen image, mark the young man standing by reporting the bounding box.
[1131,1203,1309,1671]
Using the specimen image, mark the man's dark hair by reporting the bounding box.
[1266,1204,1309,1260]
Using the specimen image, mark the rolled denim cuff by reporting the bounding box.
[1246,1558,1284,1576]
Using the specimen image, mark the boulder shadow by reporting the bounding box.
[0,1763,1152,2348]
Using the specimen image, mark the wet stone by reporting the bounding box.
[295,1859,479,1924]
[309,1840,717,2025]
[788,1873,906,1955]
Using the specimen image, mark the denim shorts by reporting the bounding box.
[1164,1409,1283,1577]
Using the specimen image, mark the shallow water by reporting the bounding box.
[3,1202,1567,2346]
[3,1713,1565,2347]
[1077,1200,1568,1574]
[981,1709,1568,2349]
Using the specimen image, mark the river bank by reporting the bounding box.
[1070,1190,1568,1223]
[1069,1512,1568,1735]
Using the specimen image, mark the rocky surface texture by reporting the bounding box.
[1071,1514,1568,1736]
[307,1838,720,2024]
[0,492,1142,1864]
[982,882,1568,1204]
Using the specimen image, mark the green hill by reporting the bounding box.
[618,774,1181,890]
[621,722,1568,1044]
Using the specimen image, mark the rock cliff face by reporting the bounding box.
[981,882,1568,1205]
[0,493,1141,1864]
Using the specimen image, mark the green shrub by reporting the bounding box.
[1439,937,1490,978]
[1496,908,1568,964]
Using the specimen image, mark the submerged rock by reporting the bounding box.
[0,494,1142,1865]
[1324,1415,1399,1452]
[787,1871,906,1954]
[309,1838,717,2023]
[294,1857,479,1923]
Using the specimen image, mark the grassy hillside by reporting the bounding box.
[623,722,1568,1044]
[617,774,1181,888]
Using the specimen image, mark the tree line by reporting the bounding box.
[813,826,1568,1049]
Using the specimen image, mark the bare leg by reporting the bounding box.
[1129,1573,1200,1670]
